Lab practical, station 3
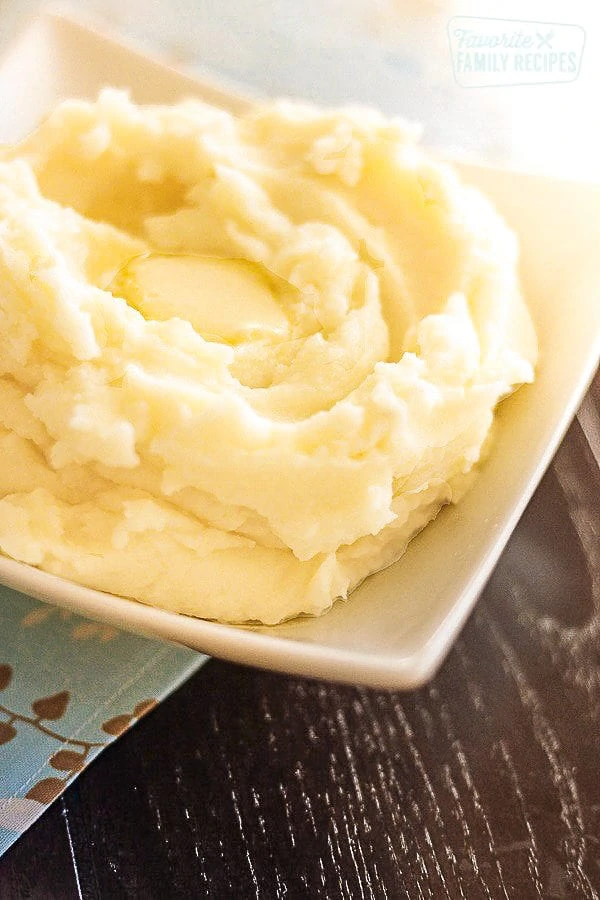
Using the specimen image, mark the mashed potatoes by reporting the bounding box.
[0,90,536,623]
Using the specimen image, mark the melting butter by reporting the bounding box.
[112,254,290,343]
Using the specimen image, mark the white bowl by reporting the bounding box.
[0,10,598,689]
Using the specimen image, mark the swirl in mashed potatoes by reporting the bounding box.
[0,90,536,623]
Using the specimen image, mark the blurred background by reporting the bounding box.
[0,0,597,178]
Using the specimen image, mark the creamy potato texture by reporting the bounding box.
[0,90,536,623]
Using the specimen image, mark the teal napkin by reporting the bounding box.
[0,584,206,857]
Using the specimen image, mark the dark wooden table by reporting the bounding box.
[0,372,598,899]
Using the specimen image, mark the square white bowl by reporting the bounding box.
[0,10,598,689]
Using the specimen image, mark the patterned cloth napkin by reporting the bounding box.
[0,584,206,857]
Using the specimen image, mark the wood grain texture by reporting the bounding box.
[0,371,598,899]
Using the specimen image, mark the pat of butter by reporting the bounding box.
[112,254,289,342]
